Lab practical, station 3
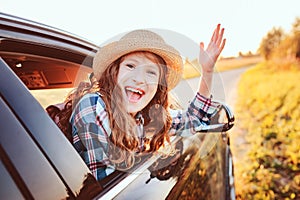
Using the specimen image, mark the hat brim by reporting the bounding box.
[93,31,183,90]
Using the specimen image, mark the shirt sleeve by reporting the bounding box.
[169,92,220,136]
[70,93,115,181]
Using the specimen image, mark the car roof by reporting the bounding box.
[0,12,99,56]
[0,12,99,90]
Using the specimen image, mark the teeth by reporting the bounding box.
[126,87,143,94]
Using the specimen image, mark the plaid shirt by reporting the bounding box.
[70,92,219,181]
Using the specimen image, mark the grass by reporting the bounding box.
[232,60,300,199]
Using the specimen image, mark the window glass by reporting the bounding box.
[0,98,70,199]
[0,160,24,200]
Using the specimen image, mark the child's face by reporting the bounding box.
[117,53,160,115]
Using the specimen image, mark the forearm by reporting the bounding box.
[198,71,213,98]
[169,92,219,136]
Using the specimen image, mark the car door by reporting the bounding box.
[0,58,103,199]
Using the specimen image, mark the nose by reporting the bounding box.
[132,67,146,84]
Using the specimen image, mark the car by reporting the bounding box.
[0,12,235,200]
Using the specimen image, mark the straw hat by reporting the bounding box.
[93,29,183,90]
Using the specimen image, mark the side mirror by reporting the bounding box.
[195,102,235,133]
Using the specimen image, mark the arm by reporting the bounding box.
[169,93,220,136]
[73,123,113,180]
[70,93,114,181]
[198,24,226,98]
[169,25,225,136]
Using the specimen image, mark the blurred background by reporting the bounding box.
[1,0,299,199]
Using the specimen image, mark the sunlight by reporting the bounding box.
[30,88,73,108]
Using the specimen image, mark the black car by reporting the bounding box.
[0,12,235,200]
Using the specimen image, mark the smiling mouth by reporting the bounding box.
[125,87,145,103]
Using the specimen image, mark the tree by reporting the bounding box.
[258,27,285,59]
[291,17,300,59]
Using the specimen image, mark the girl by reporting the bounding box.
[58,24,225,181]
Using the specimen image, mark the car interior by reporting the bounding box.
[0,41,93,90]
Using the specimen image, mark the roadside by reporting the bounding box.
[223,68,251,167]
[175,65,253,185]
[232,62,300,199]
[212,66,252,166]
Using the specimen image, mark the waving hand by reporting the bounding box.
[199,24,226,73]
[198,24,226,98]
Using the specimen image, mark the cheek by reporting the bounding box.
[146,74,160,86]
[117,68,128,83]
[146,75,160,98]
[148,83,159,97]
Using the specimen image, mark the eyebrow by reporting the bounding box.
[123,58,159,68]
[123,57,138,63]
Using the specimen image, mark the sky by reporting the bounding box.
[1,0,299,57]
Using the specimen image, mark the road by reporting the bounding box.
[173,66,253,164]
[172,66,250,109]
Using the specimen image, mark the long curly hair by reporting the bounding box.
[56,51,172,170]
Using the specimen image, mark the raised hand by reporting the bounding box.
[199,24,226,73]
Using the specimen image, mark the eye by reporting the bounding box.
[147,70,158,76]
[126,64,135,69]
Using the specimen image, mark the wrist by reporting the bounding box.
[201,61,215,73]
[202,70,214,77]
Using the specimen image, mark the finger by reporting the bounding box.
[216,27,225,47]
[210,25,218,43]
[206,37,217,52]
[218,38,226,55]
[199,42,205,52]
[213,24,221,43]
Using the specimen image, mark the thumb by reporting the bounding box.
[199,42,205,51]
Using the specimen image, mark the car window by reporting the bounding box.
[0,159,24,200]
[0,97,70,199]
[30,88,73,108]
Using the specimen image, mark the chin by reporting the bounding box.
[125,105,138,114]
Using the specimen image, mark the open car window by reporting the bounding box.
[30,88,73,108]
